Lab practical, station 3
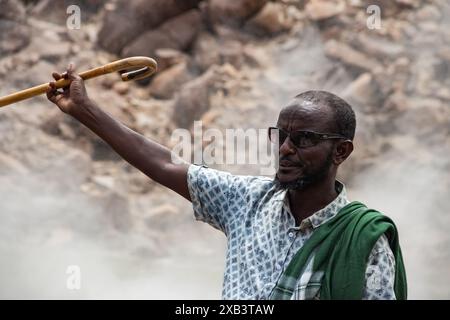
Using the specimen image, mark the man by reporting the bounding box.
[46,64,407,300]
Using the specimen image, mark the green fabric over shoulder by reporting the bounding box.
[270,201,407,300]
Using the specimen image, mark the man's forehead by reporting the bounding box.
[277,99,333,130]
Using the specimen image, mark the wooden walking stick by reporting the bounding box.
[0,56,157,108]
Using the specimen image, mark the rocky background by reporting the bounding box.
[0,0,449,298]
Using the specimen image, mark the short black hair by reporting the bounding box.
[295,90,356,140]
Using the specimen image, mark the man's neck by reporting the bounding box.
[287,177,338,225]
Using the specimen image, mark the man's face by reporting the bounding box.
[273,100,337,190]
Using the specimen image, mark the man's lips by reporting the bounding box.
[279,160,302,168]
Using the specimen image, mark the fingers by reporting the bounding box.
[46,83,56,103]
[51,71,70,93]
[53,62,78,81]
[46,82,62,104]
[65,62,81,81]
[46,82,57,103]
[48,62,83,102]
[52,72,62,81]
[53,62,81,93]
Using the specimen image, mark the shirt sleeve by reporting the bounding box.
[362,234,397,300]
[187,164,267,234]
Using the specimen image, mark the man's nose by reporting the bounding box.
[279,136,296,156]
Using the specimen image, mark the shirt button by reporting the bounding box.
[288,232,295,238]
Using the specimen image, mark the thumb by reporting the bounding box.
[64,62,82,81]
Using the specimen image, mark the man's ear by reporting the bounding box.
[334,140,353,165]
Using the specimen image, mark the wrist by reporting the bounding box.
[70,99,97,120]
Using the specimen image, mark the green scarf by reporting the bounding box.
[270,201,407,300]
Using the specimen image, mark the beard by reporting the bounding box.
[274,150,334,190]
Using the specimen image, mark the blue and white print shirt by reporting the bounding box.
[187,164,396,300]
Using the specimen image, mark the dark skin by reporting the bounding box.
[46,64,353,225]
[276,100,354,224]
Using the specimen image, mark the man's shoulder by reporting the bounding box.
[188,164,276,194]
[189,164,274,183]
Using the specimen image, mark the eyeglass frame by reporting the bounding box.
[268,126,348,148]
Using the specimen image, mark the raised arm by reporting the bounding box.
[46,63,191,201]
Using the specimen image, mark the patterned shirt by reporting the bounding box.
[187,164,396,300]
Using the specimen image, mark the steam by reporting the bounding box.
[348,148,450,299]
[0,172,225,299]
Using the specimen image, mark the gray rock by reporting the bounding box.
[172,66,221,129]
[305,0,345,21]
[0,0,26,21]
[26,38,72,63]
[193,32,221,72]
[324,40,383,72]
[0,0,30,55]
[149,62,192,99]
[354,33,404,61]
[341,72,380,111]
[245,2,293,35]
[154,48,189,73]
[206,0,268,27]
[98,0,202,54]
[122,9,203,58]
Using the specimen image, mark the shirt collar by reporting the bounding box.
[278,181,349,230]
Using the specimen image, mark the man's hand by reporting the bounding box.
[46,63,91,115]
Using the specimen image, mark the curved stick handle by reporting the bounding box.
[81,56,157,82]
[0,56,157,108]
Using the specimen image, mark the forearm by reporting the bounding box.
[71,101,189,194]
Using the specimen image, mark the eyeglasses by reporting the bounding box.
[268,127,346,148]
